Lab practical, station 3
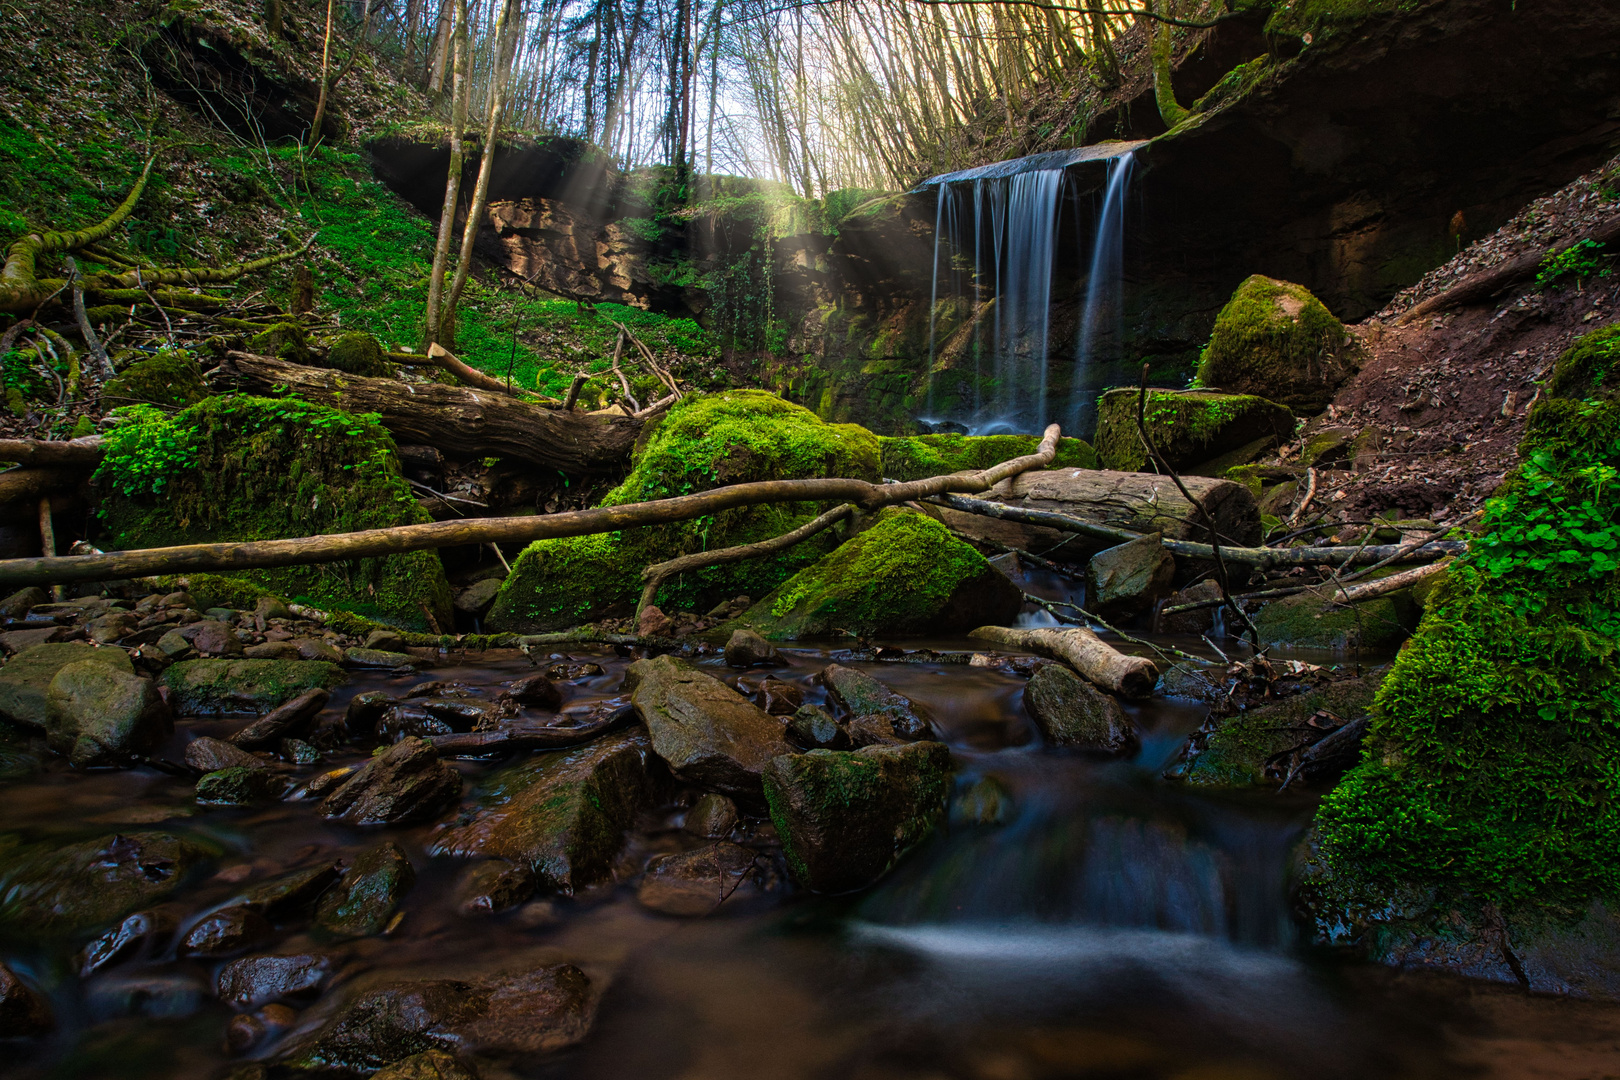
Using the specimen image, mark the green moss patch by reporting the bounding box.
[102,349,207,409]
[1179,675,1382,787]
[1303,323,1620,942]
[163,659,347,716]
[1196,275,1353,413]
[1094,388,1294,472]
[487,391,881,631]
[736,508,1023,639]
[878,433,1097,480]
[95,395,451,629]
[1254,582,1421,651]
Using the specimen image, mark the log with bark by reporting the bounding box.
[0,437,104,469]
[0,467,85,505]
[968,624,1159,698]
[210,351,641,473]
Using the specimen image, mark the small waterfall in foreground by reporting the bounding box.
[922,147,1137,436]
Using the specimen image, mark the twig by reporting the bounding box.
[562,372,588,410]
[1288,466,1317,528]
[65,257,114,380]
[607,330,640,412]
[488,543,512,573]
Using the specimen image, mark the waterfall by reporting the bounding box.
[1070,151,1136,434]
[921,145,1140,436]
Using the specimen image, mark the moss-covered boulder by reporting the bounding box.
[735,509,1022,640]
[878,433,1096,480]
[1094,388,1294,472]
[322,332,394,378]
[488,390,880,631]
[1196,275,1355,413]
[102,350,207,408]
[97,396,452,630]
[1253,583,1421,651]
[430,731,661,894]
[1174,674,1382,787]
[1296,324,1620,985]
[246,322,314,365]
[0,643,134,730]
[763,741,952,893]
[46,660,171,768]
[163,659,347,716]
[0,831,216,934]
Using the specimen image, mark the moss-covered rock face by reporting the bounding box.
[322,332,395,378]
[96,395,452,630]
[1299,324,1620,969]
[878,433,1096,480]
[1196,275,1354,413]
[488,390,881,631]
[1093,388,1294,472]
[102,349,207,408]
[736,508,1022,640]
[1176,675,1382,788]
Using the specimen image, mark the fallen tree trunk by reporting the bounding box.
[0,467,84,505]
[210,351,640,474]
[1397,212,1620,325]
[0,433,1074,587]
[0,437,104,468]
[968,624,1159,698]
[932,493,1468,567]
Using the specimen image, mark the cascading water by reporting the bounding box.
[921,145,1139,436]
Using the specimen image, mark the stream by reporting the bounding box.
[4,632,1619,1080]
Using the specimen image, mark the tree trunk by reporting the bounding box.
[424,0,472,348]
[1145,1,1191,129]
[310,0,337,144]
[210,352,641,473]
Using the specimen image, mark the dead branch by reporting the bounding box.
[968,624,1158,698]
[0,425,1062,587]
[1329,559,1449,604]
[607,330,639,412]
[426,342,560,403]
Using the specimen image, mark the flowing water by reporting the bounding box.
[5,631,1620,1079]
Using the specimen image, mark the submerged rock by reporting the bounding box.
[763,742,952,893]
[179,905,272,958]
[453,860,536,916]
[637,842,764,916]
[78,906,184,976]
[196,766,290,806]
[217,953,333,1010]
[236,864,344,920]
[736,509,1022,640]
[787,704,846,749]
[319,737,462,825]
[1196,274,1355,413]
[1023,663,1139,755]
[45,660,171,767]
[316,841,415,936]
[0,961,51,1037]
[626,655,791,803]
[821,664,934,740]
[683,792,740,838]
[280,965,594,1072]
[431,730,659,894]
[163,659,347,716]
[0,831,214,933]
[0,643,134,730]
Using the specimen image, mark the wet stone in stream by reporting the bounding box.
[315,840,416,936]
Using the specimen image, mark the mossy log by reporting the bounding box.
[210,351,639,473]
[0,467,83,505]
[968,625,1158,698]
[0,437,104,468]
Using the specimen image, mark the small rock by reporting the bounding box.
[951,775,1014,826]
[85,610,138,644]
[0,626,73,655]
[345,690,395,741]
[316,841,415,937]
[184,736,269,774]
[683,792,740,838]
[203,607,237,621]
[294,638,344,663]
[454,860,535,916]
[158,591,193,609]
[180,905,272,958]
[254,596,293,622]
[545,661,604,681]
[847,714,907,747]
[1086,533,1176,621]
[345,647,417,669]
[724,629,784,669]
[821,664,934,740]
[637,842,762,916]
[754,677,802,715]
[0,642,134,730]
[319,737,463,825]
[0,587,47,621]
[637,604,674,638]
[236,864,343,920]
[453,579,503,616]
[763,742,953,893]
[197,766,289,806]
[787,704,846,749]
[504,673,561,710]
[0,961,51,1036]
[77,906,182,977]
[217,953,333,1010]
[180,619,244,657]
[1023,663,1139,755]
[230,688,330,749]
[283,738,322,765]
[46,660,171,767]
[244,640,301,660]
[156,629,197,660]
[364,630,407,652]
